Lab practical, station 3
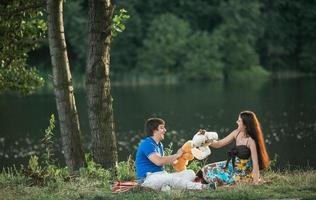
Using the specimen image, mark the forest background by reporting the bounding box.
[23,0,316,83]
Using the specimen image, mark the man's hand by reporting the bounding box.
[175,148,183,158]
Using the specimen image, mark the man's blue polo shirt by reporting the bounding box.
[135,137,164,180]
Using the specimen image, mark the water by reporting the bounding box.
[1,77,316,169]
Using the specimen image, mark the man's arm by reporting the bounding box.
[148,149,182,166]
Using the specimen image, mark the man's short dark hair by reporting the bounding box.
[145,118,165,136]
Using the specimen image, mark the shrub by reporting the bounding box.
[116,155,136,181]
[79,154,111,180]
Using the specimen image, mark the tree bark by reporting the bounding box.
[46,0,85,172]
[86,0,118,169]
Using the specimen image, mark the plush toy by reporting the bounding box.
[172,129,218,172]
[172,140,195,172]
[191,129,218,160]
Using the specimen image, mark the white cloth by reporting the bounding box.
[141,169,203,190]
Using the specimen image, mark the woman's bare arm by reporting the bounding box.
[208,129,239,148]
[249,139,260,184]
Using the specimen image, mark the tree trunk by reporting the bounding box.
[46,0,85,172]
[86,0,118,169]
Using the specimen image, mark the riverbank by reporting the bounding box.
[35,70,316,94]
[1,169,316,200]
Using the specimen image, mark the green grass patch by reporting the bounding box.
[1,169,316,199]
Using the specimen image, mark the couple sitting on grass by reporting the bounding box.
[135,111,270,191]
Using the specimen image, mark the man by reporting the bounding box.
[135,118,216,190]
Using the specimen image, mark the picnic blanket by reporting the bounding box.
[111,181,139,193]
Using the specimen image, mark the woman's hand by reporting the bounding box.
[203,139,215,147]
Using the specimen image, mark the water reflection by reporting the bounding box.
[1,77,316,169]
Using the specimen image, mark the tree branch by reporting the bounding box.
[0,0,46,19]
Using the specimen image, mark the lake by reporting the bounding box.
[1,77,316,169]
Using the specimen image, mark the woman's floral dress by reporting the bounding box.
[201,157,253,186]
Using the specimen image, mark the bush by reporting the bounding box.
[182,31,223,81]
[136,13,191,75]
[228,65,270,80]
[116,155,136,181]
[22,114,70,186]
[79,154,111,180]
[187,160,203,172]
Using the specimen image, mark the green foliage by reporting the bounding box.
[261,1,316,73]
[228,65,270,80]
[41,114,56,166]
[187,160,203,172]
[136,13,224,81]
[0,1,47,62]
[163,143,175,172]
[112,9,130,37]
[0,165,27,187]
[60,3,130,73]
[28,155,41,174]
[23,114,70,186]
[0,67,44,95]
[24,152,69,186]
[213,0,262,74]
[80,153,136,182]
[0,0,46,94]
[24,155,46,186]
[116,156,136,181]
[18,0,316,82]
[182,31,223,80]
[15,0,316,81]
[136,13,191,75]
[164,142,174,157]
[63,0,88,72]
[80,154,111,180]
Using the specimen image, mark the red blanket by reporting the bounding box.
[111,181,139,193]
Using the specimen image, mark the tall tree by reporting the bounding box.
[86,0,118,168]
[46,0,85,172]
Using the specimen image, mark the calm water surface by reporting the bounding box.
[1,77,316,169]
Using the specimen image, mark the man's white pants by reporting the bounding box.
[142,170,203,190]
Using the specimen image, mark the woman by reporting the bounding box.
[197,111,270,186]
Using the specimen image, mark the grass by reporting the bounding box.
[1,168,316,200]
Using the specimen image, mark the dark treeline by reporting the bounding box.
[29,0,316,81]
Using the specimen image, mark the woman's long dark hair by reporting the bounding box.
[240,111,270,170]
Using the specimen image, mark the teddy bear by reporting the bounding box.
[172,129,218,172]
[172,140,195,172]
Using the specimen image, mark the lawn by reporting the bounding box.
[1,169,316,200]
